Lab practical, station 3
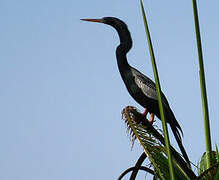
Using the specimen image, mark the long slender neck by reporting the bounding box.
[117,28,132,53]
[115,26,132,73]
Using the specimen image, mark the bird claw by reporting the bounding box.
[124,106,155,125]
[125,106,148,124]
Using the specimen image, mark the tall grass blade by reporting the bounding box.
[139,0,175,179]
[192,0,212,168]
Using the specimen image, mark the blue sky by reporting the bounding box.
[1,0,219,179]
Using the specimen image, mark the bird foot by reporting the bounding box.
[126,106,154,125]
[148,113,154,125]
[126,106,147,124]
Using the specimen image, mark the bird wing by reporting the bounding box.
[131,68,170,108]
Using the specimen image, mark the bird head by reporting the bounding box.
[81,17,128,31]
[81,17,132,52]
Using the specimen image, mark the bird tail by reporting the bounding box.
[170,122,191,168]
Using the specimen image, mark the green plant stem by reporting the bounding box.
[140,0,175,179]
[192,0,212,168]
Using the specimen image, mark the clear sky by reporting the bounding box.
[1,0,219,180]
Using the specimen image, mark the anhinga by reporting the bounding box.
[81,17,190,166]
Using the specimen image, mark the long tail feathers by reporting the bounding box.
[170,123,191,168]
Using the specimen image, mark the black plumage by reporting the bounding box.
[81,17,190,166]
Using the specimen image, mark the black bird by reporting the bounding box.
[81,17,190,166]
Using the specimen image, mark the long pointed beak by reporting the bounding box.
[80,18,104,23]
